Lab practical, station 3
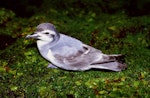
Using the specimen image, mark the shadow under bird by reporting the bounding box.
[26,23,127,71]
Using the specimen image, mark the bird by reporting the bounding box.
[26,23,127,71]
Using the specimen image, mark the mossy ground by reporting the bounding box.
[0,7,150,98]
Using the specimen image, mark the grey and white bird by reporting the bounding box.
[26,23,127,71]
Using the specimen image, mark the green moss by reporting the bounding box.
[0,8,150,97]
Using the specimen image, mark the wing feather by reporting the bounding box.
[54,44,103,68]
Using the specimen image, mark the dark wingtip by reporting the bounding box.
[110,54,126,63]
[118,63,127,71]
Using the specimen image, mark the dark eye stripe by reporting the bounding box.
[45,32,49,34]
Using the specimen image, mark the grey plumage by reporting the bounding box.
[26,23,127,71]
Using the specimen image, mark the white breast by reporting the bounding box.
[47,49,55,61]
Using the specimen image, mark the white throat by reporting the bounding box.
[37,40,53,60]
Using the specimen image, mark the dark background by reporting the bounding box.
[0,0,150,17]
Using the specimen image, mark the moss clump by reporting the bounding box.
[0,7,150,98]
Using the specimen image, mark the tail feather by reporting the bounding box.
[91,61,127,71]
[91,54,127,71]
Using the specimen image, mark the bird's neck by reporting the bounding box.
[36,35,60,60]
[37,40,54,60]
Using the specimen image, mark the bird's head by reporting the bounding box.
[26,23,60,43]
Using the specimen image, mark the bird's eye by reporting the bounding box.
[44,32,49,34]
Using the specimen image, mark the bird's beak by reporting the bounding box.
[25,33,39,39]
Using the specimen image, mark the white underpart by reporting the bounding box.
[47,50,54,61]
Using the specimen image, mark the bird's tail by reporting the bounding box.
[91,54,127,71]
[91,61,127,71]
